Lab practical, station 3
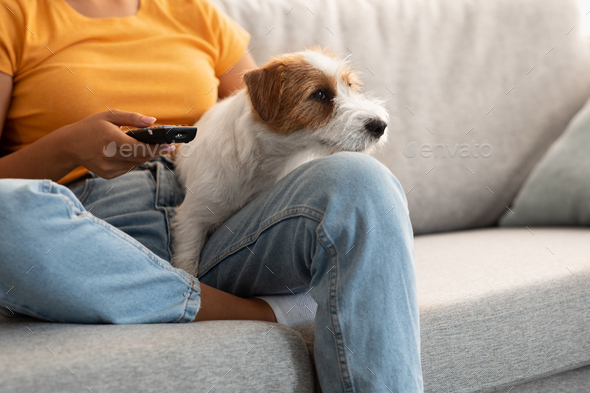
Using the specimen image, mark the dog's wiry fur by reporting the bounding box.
[171,47,389,276]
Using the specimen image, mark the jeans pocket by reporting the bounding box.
[66,177,94,205]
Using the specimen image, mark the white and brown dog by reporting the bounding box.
[171,47,389,276]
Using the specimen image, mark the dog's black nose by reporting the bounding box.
[365,119,387,137]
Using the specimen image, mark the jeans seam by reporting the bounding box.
[176,280,196,323]
[316,223,355,393]
[41,179,51,193]
[159,206,174,261]
[56,193,80,217]
[198,206,324,277]
[78,178,94,205]
[152,159,182,262]
[153,162,174,261]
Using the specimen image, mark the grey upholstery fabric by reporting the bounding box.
[415,228,590,392]
[492,365,590,393]
[500,94,590,227]
[213,0,590,235]
[291,323,321,392]
[0,318,313,393]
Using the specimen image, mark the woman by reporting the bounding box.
[0,0,423,391]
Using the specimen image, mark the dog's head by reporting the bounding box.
[243,47,389,153]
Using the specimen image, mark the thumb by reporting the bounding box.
[104,109,156,128]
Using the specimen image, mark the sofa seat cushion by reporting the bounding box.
[492,365,590,393]
[0,319,313,392]
[416,228,590,392]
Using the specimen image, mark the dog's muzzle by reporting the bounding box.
[365,119,387,138]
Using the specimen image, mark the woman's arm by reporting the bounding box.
[194,284,276,322]
[217,52,257,99]
[0,72,11,144]
[0,71,81,180]
[0,72,173,182]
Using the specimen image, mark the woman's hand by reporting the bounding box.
[60,109,175,179]
[0,109,175,182]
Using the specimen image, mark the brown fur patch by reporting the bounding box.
[308,46,361,91]
[243,53,338,135]
[243,62,284,122]
[342,68,363,93]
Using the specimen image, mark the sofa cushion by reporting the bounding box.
[0,318,313,392]
[415,228,590,392]
[499,93,590,227]
[491,365,590,393]
[213,0,590,235]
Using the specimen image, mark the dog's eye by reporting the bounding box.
[348,83,352,87]
[311,89,329,102]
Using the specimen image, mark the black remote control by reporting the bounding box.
[126,125,197,144]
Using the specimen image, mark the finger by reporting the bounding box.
[168,143,182,160]
[104,109,156,128]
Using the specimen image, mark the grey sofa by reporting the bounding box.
[3,0,590,391]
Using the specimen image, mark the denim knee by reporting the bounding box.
[304,152,416,278]
[0,179,84,218]
[300,151,409,212]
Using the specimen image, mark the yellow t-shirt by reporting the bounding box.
[0,0,250,184]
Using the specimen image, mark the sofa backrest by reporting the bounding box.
[213,0,590,235]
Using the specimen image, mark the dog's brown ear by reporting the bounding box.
[243,62,284,122]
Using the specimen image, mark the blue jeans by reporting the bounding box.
[0,153,423,392]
